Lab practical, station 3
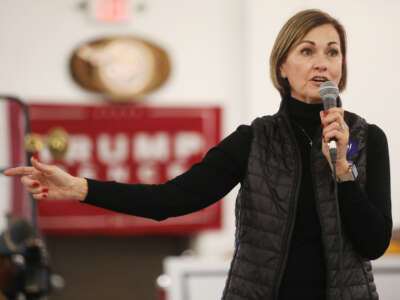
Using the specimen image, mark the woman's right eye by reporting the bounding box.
[300,48,312,56]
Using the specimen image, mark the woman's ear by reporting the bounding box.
[280,64,287,79]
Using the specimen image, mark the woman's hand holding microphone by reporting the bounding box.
[320,107,350,175]
[3,157,88,201]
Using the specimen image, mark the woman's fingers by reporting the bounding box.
[3,158,53,199]
[320,109,348,142]
[1,157,59,200]
[323,124,348,145]
[324,129,346,142]
[31,157,54,175]
[323,121,340,133]
[32,193,48,200]
[323,121,347,136]
[20,175,50,200]
[3,166,35,176]
[320,108,350,166]
[323,107,344,117]
[20,175,45,193]
[321,110,344,127]
[3,157,53,177]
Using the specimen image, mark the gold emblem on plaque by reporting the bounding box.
[46,128,69,159]
[24,128,69,160]
[24,134,44,153]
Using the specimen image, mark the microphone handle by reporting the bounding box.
[328,140,338,164]
[328,140,337,150]
[324,102,338,151]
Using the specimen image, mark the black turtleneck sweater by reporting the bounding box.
[83,97,392,300]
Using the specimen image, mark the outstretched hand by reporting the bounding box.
[3,157,88,201]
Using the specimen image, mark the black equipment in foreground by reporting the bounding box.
[0,218,53,300]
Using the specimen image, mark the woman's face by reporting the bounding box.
[280,24,342,104]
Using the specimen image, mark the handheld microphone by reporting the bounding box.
[318,81,340,163]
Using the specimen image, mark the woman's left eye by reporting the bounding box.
[300,48,312,55]
[328,49,339,56]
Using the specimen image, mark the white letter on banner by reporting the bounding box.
[166,161,187,179]
[77,163,98,179]
[133,132,169,162]
[107,165,130,182]
[174,132,205,159]
[136,162,159,184]
[64,135,93,164]
[97,134,128,164]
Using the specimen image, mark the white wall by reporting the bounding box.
[0,0,399,258]
[0,103,11,230]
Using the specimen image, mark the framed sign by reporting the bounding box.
[28,104,222,235]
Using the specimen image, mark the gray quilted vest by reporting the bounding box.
[221,100,378,300]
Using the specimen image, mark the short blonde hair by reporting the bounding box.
[270,9,347,97]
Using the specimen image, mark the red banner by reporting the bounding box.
[29,104,222,235]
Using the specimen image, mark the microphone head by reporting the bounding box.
[318,81,339,110]
[0,217,34,255]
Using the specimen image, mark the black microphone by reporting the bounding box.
[318,81,340,163]
[0,217,34,255]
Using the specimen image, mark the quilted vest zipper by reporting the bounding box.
[274,117,302,300]
[309,136,331,298]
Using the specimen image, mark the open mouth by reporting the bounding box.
[311,76,329,83]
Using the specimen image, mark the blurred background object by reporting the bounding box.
[70,37,170,101]
[46,128,69,160]
[87,0,134,23]
[0,217,58,300]
[25,128,69,160]
[387,227,400,254]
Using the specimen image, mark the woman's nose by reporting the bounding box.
[313,54,328,71]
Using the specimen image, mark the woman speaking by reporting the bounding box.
[4,9,392,300]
